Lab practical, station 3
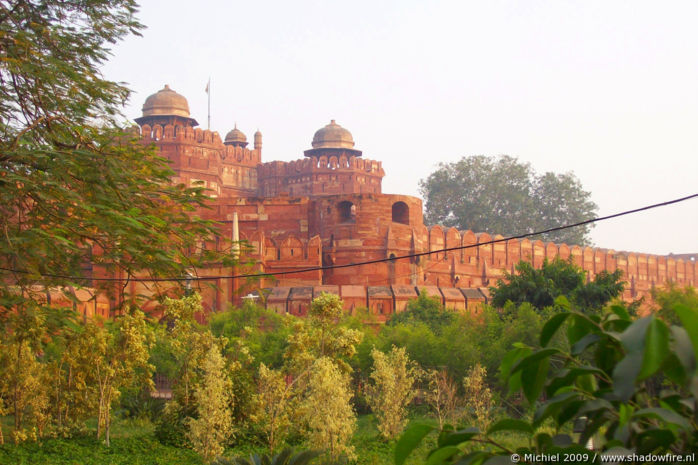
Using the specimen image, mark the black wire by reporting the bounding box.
[1,193,696,283]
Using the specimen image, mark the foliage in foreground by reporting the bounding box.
[0,433,203,465]
[214,448,322,465]
[0,305,153,445]
[154,293,363,462]
[188,346,234,464]
[367,346,420,440]
[395,298,698,464]
[301,357,357,461]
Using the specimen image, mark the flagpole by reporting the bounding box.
[207,77,211,130]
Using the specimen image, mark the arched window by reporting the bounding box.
[338,201,355,223]
[392,201,409,225]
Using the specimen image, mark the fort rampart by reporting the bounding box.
[113,86,697,320]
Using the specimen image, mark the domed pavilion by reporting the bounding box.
[224,124,248,147]
[304,120,362,157]
[134,84,199,127]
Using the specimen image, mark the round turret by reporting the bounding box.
[254,130,262,150]
[304,120,362,157]
[224,125,248,147]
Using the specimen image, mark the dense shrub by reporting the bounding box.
[154,402,196,448]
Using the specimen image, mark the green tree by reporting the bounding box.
[461,363,492,431]
[0,0,232,318]
[285,293,363,375]
[277,294,362,458]
[653,284,698,325]
[424,369,462,430]
[0,302,46,438]
[162,293,221,407]
[0,303,109,441]
[46,322,102,435]
[386,292,454,332]
[367,346,420,440]
[301,357,356,461]
[87,308,153,446]
[209,301,291,369]
[154,294,226,448]
[187,345,233,465]
[378,322,447,374]
[252,363,293,453]
[490,258,624,313]
[419,155,598,245]
[0,339,49,443]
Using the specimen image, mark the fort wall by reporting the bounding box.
[126,88,696,319]
[133,119,698,313]
[174,207,697,315]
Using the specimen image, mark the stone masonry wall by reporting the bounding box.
[129,119,697,319]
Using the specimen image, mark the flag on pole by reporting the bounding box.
[206,77,211,129]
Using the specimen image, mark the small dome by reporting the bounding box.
[141,85,191,118]
[225,126,247,144]
[311,120,355,149]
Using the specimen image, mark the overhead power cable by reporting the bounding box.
[1,193,696,283]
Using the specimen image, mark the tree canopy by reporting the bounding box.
[490,258,625,313]
[419,155,598,245]
[385,291,455,332]
[0,0,230,313]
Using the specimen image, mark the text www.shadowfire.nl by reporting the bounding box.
[509,452,696,463]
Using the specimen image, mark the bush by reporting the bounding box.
[154,402,195,448]
[119,387,166,421]
[396,300,698,463]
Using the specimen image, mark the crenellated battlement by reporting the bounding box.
[138,123,261,165]
[411,225,697,301]
[135,122,261,198]
[139,123,222,146]
[221,144,260,165]
[257,155,384,197]
[257,155,383,177]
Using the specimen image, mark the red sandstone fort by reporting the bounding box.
[94,85,696,321]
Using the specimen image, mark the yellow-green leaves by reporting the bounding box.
[367,346,420,440]
[253,363,293,453]
[187,345,233,464]
[285,293,363,375]
[301,357,356,461]
[462,363,493,431]
[83,307,153,446]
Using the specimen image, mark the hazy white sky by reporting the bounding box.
[103,0,697,255]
